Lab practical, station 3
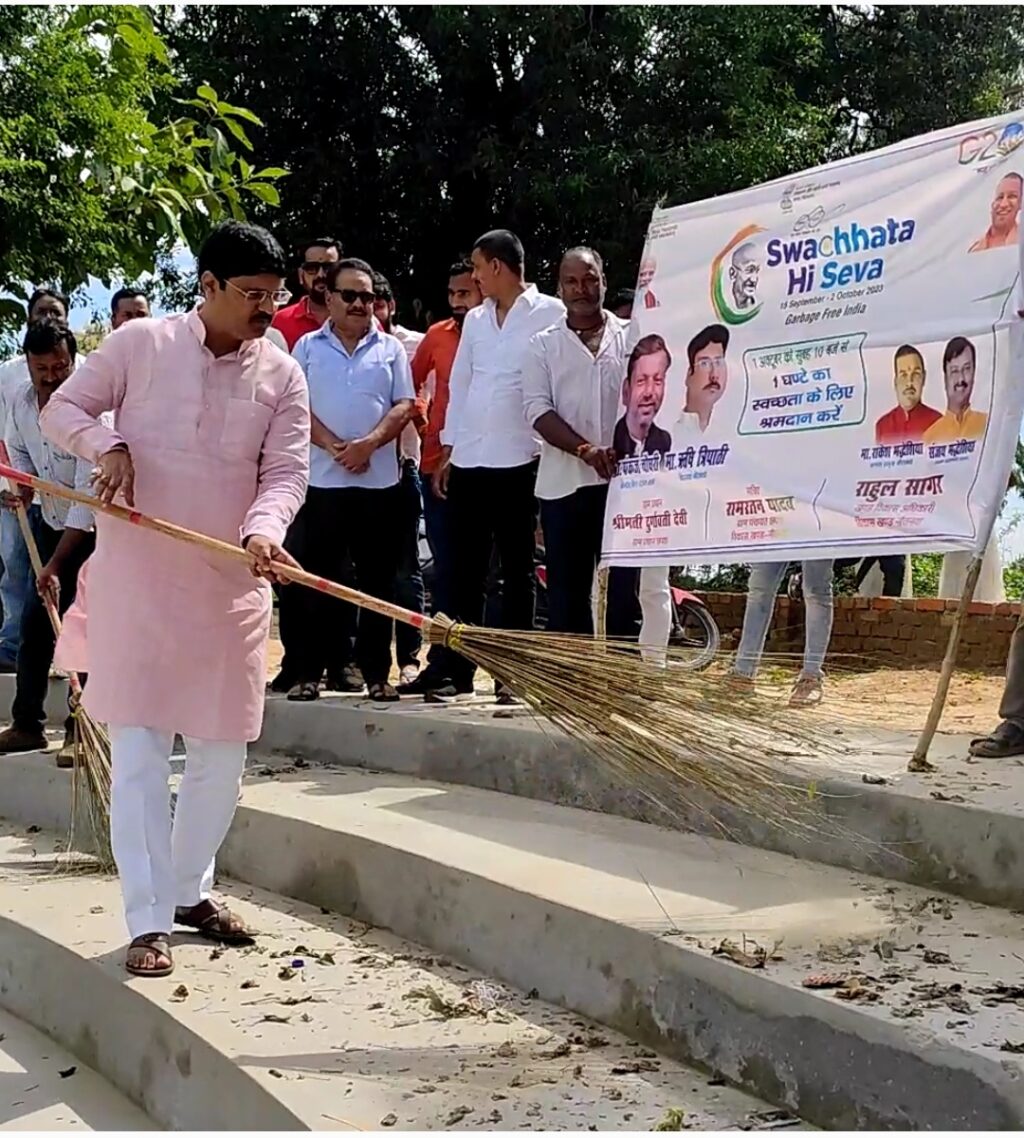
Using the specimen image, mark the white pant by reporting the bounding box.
[109,726,247,938]
[638,566,672,666]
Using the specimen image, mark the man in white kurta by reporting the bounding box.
[41,222,310,977]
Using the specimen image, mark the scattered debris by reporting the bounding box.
[444,1105,473,1126]
[654,1107,690,1130]
[280,994,323,1007]
[738,1109,800,1131]
[277,967,296,981]
[487,1109,503,1124]
[404,985,473,1019]
[26,825,40,834]
[970,982,1024,1007]
[88,905,104,914]
[366,1001,384,1011]
[169,984,189,1002]
[890,1006,923,1019]
[802,972,849,990]
[268,1069,283,1079]
[833,977,880,1002]
[537,1040,571,1060]
[209,948,224,961]
[712,937,782,969]
[611,1059,659,1075]
[261,1014,291,1024]
[380,1113,397,1128]
[873,940,895,962]
[922,949,951,965]
[861,774,888,786]
[910,981,973,1014]
[495,1041,517,1059]
[929,791,966,803]
[58,1066,76,1079]
[240,979,259,990]
[1000,1041,1024,1054]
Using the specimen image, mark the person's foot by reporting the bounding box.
[495,681,517,706]
[788,674,823,709]
[397,667,453,696]
[0,724,47,753]
[367,680,400,703]
[423,678,475,703]
[326,665,364,693]
[399,663,420,688]
[125,933,173,977]
[286,681,319,702]
[174,899,255,945]
[969,720,1024,758]
[267,670,296,694]
[725,673,756,696]
[55,725,76,769]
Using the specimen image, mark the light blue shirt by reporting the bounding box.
[293,323,415,490]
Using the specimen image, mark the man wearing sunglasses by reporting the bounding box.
[271,237,342,351]
[288,258,415,704]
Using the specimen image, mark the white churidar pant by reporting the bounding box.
[638,566,672,666]
[109,725,247,939]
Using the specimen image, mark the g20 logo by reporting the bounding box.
[958,122,1024,166]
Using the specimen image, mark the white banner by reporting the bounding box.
[602,111,1024,567]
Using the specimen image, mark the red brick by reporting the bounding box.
[967,601,994,616]
[870,597,897,611]
[915,598,945,613]
[995,602,1015,616]
[853,596,870,609]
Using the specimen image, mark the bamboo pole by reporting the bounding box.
[908,552,985,772]
[595,565,609,642]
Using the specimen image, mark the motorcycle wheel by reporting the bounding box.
[668,599,720,671]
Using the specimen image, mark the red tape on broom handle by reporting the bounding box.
[0,460,430,632]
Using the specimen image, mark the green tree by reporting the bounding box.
[0,5,285,335]
[163,5,1024,313]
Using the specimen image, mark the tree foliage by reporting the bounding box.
[0,4,285,333]
[164,4,1024,313]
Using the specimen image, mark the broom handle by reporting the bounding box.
[0,461,432,634]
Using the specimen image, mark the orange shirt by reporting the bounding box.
[411,318,461,474]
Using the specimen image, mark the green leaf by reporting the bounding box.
[238,157,252,181]
[216,102,263,126]
[197,84,219,104]
[254,167,290,179]
[0,299,26,322]
[206,125,230,170]
[222,116,253,151]
[245,182,280,206]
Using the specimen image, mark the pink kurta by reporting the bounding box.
[40,310,310,742]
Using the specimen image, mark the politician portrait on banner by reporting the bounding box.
[603,109,1024,568]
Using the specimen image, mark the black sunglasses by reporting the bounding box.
[302,261,331,274]
[331,288,376,305]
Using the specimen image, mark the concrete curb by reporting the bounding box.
[258,696,1024,911]
[0,911,305,1130]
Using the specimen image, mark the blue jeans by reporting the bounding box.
[0,505,43,666]
[735,559,834,679]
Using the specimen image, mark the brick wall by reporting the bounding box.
[702,593,1020,670]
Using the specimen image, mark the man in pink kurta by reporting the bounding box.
[41,222,310,978]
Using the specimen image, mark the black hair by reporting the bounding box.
[197,220,286,283]
[894,343,924,372]
[372,271,394,303]
[299,236,342,261]
[943,335,976,370]
[110,286,148,317]
[22,318,77,361]
[609,287,635,311]
[560,246,604,273]
[325,257,374,292]
[626,334,671,382]
[448,259,474,279]
[473,229,524,275]
[27,287,69,319]
[686,324,729,370]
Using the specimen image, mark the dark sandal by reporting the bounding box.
[969,721,1024,758]
[287,681,319,702]
[125,933,173,977]
[367,681,399,703]
[174,899,255,945]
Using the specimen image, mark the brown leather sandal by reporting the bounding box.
[174,898,255,945]
[125,933,174,977]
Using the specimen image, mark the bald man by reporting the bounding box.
[729,243,760,310]
[968,172,1022,252]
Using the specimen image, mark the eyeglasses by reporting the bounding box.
[331,288,376,305]
[301,261,332,275]
[226,280,291,306]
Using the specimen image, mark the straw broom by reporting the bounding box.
[0,461,848,840]
[0,465,112,869]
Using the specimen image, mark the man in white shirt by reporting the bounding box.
[0,320,96,758]
[522,247,626,634]
[0,287,69,671]
[425,230,564,700]
[373,272,427,686]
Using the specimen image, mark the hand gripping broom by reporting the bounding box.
[0,452,112,868]
[0,461,834,839]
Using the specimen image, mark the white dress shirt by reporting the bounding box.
[521,313,630,500]
[0,355,29,442]
[392,324,426,463]
[441,285,565,469]
[5,379,100,531]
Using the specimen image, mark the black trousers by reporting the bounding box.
[835,555,905,597]
[540,484,608,635]
[436,461,538,688]
[291,484,402,686]
[12,522,94,731]
[275,502,356,684]
[394,459,425,668]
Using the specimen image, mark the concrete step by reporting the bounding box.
[256,691,1024,913]
[0,816,786,1133]
[1,750,1022,1127]
[0,1004,154,1130]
